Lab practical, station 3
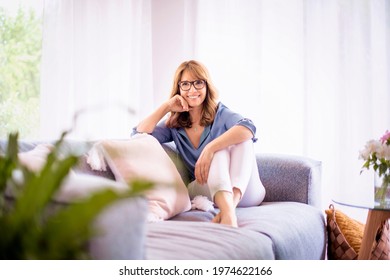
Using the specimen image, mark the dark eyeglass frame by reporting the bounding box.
[178,80,206,91]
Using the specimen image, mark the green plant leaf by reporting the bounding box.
[379,164,387,177]
[0,133,18,192]
[362,160,370,170]
[0,133,19,214]
[9,155,79,225]
[0,131,154,259]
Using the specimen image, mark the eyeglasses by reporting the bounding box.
[178,80,206,91]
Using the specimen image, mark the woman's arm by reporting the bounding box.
[206,125,254,152]
[136,95,189,133]
[136,102,170,134]
[195,125,254,184]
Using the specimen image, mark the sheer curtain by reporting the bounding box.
[188,0,390,220]
[40,0,153,140]
[40,0,389,221]
[303,0,390,218]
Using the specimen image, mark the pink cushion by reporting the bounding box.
[99,134,191,221]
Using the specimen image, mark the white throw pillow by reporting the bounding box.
[54,172,130,203]
[91,134,191,222]
[18,144,54,172]
[12,144,129,204]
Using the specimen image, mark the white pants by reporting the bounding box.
[187,140,266,207]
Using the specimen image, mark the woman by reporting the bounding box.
[133,60,265,227]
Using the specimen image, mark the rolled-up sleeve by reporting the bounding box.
[219,104,257,142]
[236,118,257,142]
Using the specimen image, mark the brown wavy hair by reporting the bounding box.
[165,60,219,128]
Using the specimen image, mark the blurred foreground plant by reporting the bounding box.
[0,132,152,259]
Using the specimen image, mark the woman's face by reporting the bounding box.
[179,70,207,109]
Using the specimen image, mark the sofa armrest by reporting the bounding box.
[256,153,322,208]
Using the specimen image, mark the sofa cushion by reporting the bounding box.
[172,202,326,260]
[238,202,326,259]
[145,220,274,260]
[91,134,191,222]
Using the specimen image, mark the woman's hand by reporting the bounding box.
[167,95,189,112]
[195,145,215,185]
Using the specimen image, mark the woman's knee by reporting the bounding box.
[212,148,229,162]
[230,139,254,153]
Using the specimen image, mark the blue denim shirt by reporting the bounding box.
[132,102,257,181]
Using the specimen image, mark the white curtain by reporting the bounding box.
[40,0,390,220]
[190,0,390,219]
[40,0,153,140]
[303,0,390,218]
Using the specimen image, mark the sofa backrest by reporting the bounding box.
[0,139,322,208]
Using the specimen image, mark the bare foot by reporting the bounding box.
[212,212,221,223]
[212,211,238,227]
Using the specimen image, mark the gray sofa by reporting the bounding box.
[1,139,326,260]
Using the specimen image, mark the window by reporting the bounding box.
[0,1,43,139]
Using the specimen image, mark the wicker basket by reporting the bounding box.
[370,218,390,260]
[326,204,359,260]
[326,204,390,260]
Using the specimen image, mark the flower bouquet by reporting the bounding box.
[359,130,390,207]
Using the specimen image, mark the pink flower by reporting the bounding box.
[380,130,390,144]
[360,130,390,177]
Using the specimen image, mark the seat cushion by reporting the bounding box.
[170,202,326,260]
[145,220,274,260]
[236,202,326,259]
